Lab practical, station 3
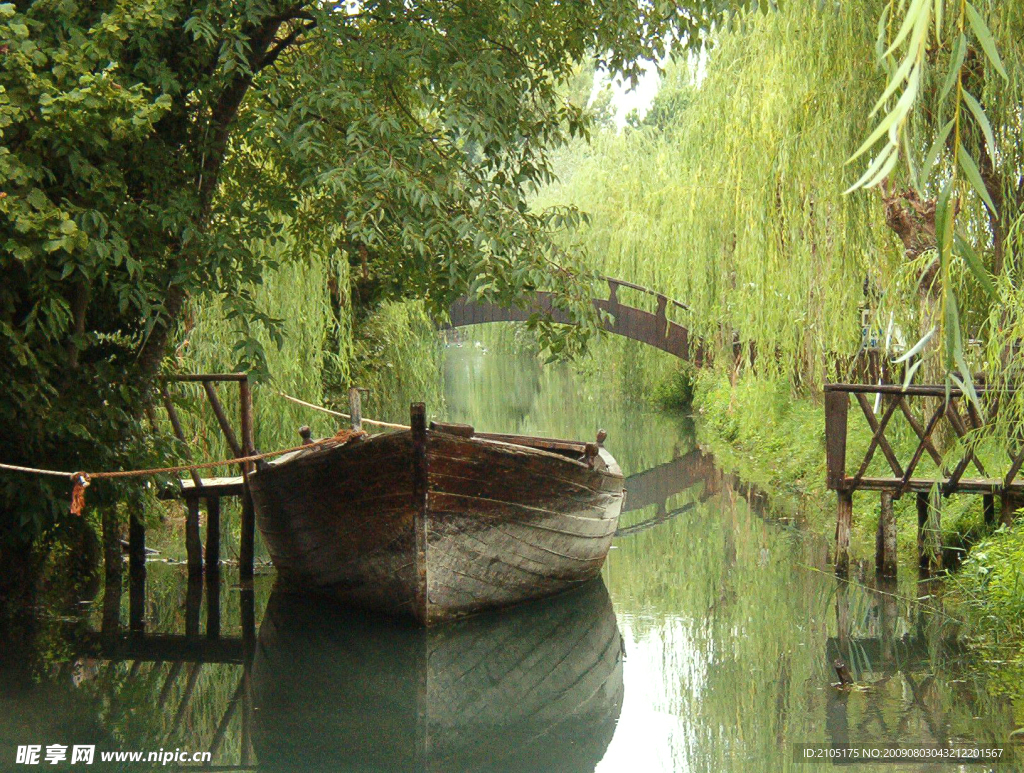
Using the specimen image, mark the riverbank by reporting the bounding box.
[689,367,1024,701]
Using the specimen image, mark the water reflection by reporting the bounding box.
[2,340,1021,772]
[252,580,623,772]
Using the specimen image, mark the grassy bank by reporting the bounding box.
[692,369,993,562]
[690,367,1024,698]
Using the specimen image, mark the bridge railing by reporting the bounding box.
[600,275,690,315]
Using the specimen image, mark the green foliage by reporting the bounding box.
[693,371,828,515]
[957,525,1024,641]
[349,300,444,424]
[849,0,1023,390]
[652,364,697,410]
[0,0,741,553]
[537,5,894,387]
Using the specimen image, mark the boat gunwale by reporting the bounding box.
[251,427,625,482]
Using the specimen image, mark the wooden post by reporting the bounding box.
[983,494,995,526]
[348,387,363,431]
[129,505,145,632]
[185,574,203,639]
[128,506,146,577]
[411,403,428,624]
[129,570,145,632]
[240,491,255,581]
[875,491,897,578]
[835,491,852,576]
[127,505,145,631]
[1000,493,1017,527]
[205,496,220,577]
[185,497,203,576]
[824,388,849,490]
[239,377,255,581]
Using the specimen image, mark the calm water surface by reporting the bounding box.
[1,341,1017,771]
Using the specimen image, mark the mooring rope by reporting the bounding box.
[0,440,336,482]
[0,389,405,513]
[275,391,410,430]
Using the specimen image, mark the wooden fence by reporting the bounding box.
[825,383,1021,577]
[152,374,256,579]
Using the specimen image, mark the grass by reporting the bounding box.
[691,368,994,563]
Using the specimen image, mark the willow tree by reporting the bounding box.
[847,0,1023,397]
[537,0,1021,394]
[1,1,760,601]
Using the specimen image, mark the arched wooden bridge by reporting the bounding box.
[443,276,710,365]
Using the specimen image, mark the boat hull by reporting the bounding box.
[249,427,624,624]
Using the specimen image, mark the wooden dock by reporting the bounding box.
[825,383,1021,576]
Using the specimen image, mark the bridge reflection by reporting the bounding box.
[617,448,770,536]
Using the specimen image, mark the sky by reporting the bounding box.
[603,60,663,127]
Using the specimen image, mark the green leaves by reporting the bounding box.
[961,90,996,157]
[964,1,1007,81]
[954,233,995,299]
[957,144,996,213]
[846,0,931,191]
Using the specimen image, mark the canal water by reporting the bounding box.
[1,338,1018,771]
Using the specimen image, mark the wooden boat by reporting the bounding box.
[249,403,625,625]
[252,579,624,772]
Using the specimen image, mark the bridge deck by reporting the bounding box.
[444,276,710,364]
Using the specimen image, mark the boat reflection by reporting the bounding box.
[252,579,624,772]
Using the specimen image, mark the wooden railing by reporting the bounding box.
[444,276,711,365]
[825,383,1019,577]
[154,374,256,580]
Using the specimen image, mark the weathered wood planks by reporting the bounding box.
[825,383,1021,578]
[248,412,625,625]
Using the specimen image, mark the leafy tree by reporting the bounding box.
[0,0,745,595]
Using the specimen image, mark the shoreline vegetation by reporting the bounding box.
[522,0,1024,707]
[682,365,1024,700]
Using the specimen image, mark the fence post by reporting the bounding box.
[876,491,897,578]
[983,494,995,526]
[129,503,146,631]
[348,387,363,431]
[239,377,255,580]
[186,497,203,576]
[824,388,848,490]
[205,496,220,577]
[835,491,852,576]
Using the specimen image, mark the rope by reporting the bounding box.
[0,391,405,483]
[0,439,337,482]
[276,391,410,430]
[0,389,405,514]
[0,462,77,478]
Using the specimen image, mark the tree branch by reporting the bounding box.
[260,20,318,70]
